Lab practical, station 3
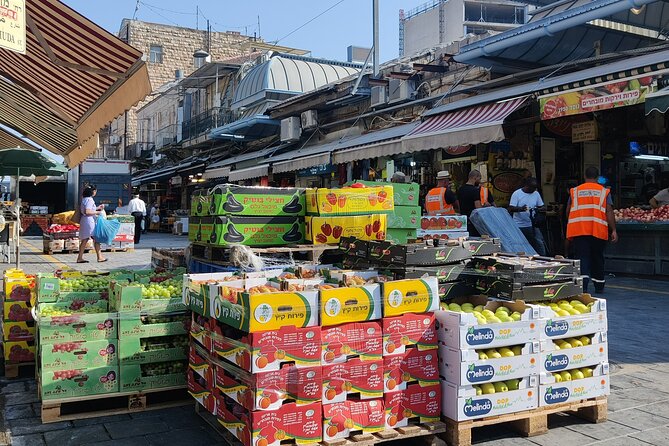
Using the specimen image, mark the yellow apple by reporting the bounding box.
[510,312,521,321]
[474,305,484,313]
[448,303,462,312]
[579,336,591,346]
[570,338,583,347]
[462,307,474,313]
[486,315,502,324]
[478,351,488,360]
[571,370,585,380]
[567,308,581,316]
[496,306,510,315]
[511,346,523,356]
[558,340,572,349]
[569,300,582,307]
[506,379,520,390]
[497,314,513,323]
[476,316,488,325]
[558,303,573,311]
[481,383,496,394]
[485,349,502,359]
[559,371,572,381]
[482,309,495,318]
[493,381,508,392]
[553,373,563,382]
[557,309,571,317]
[473,385,483,395]
[499,347,515,357]
[581,367,593,378]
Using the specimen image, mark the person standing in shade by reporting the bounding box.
[127,193,147,244]
[567,166,618,293]
[457,170,494,237]
[425,171,459,215]
[509,177,547,256]
[391,171,407,183]
[77,186,106,264]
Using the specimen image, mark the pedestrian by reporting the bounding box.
[127,193,147,244]
[567,166,618,293]
[509,177,547,256]
[149,203,160,231]
[457,170,494,236]
[425,170,459,215]
[76,186,106,264]
[391,171,407,183]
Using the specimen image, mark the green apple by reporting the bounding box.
[553,373,562,382]
[448,303,462,312]
[506,379,520,391]
[558,340,572,349]
[493,381,508,393]
[579,336,591,346]
[581,367,593,378]
[510,312,521,321]
[496,306,510,315]
[559,371,572,381]
[499,347,515,357]
[462,302,474,308]
[497,314,513,323]
[476,316,488,325]
[571,370,585,380]
[481,383,496,394]
[511,346,523,356]
[556,309,571,317]
[473,385,483,396]
[570,338,583,347]
[485,349,502,359]
[486,315,502,324]
[482,309,495,318]
[474,305,484,313]
[462,307,474,313]
[478,351,489,360]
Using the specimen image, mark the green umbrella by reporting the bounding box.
[0,147,69,268]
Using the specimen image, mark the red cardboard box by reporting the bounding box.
[323,399,385,440]
[322,321,382,364]
[322,358,383,404]
[383,348,439,392]
[382,313,437,356]
[188,368,217,415]
[188,344,214,392]
[384,384,441,429]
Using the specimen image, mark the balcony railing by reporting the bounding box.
[182,107,237,142]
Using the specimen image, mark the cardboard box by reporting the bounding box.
[188,368,217,415]
[441,377,538,421]
[37,302,117,343]
[539,363,609,405]
[374,243,472,266]
[323,399,384,440]
[118,313,189,339]
[344,180,419,206]
[306,215,387,244]
[120,361,187,392]
[3,301,33,322]
[438,342,540,386]
[320,284,382,326]
[383,313,437,356]
[43,239,65,253]
[4,276,34,302]
[383,348,439,392]
[338,237,369,258]
[438,281,475,300]
[388,206,421,229]
[420,215,467,231]
[191,189,211,217]
[2,320,35,341]
[536,295,608,340]
[467,276,584,302]
[468,255,580,284]
[217,395,322,446]
[3,340,35,362]
[109,281,186,314]
[418,229,469,240]
[384,383,441,428]
[382,277,440,317]
[539,332,608,374]
[41,339,117,370]
[182,272,241,316]
[41,366,120,400]
[436,297,541,350]
[198,217,215,244]
[385,228,418,244]
[323,358,383,403]
[322,321,383,364]
[188,217,200,242]
[64,239,80,251]
[212,324,322,373]
[118,335,188,364]
[307,186,394,215]
[209,185,305,216]
[209,216,305,246]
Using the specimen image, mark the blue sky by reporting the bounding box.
[62,0,429,63]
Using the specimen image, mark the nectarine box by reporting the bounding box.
[383,349,439,392]
[322,358,383,403]
[188,368,217,415]
[323,399,385,441]
[208,185,305,216]
[40,339,118,370]
[320,283,382,326]
[383,313,437,356]
[321,321,383,364]
[209,216,305,246]
[384,383,441,428]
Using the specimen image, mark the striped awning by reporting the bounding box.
[402,97,529,153]
[0,0,151,167]
[228,165,269,182]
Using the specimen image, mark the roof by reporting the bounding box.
[179,62,242,89]
[231,54,361,109]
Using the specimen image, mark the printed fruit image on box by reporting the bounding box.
[41,366,120,400]
[3,340,35,362]
[323,399,385,440]
[384,383,441,429]
[383,313,437,356]
[188,217,200,242]
[383,349,439,392]
[320,284,382,326]
[420,215,467,231]
[307,186,394,215]
[4,301,33,322]
[209,185,305,216]
[4,276,34,302]
[188,368,217,415]
[209,216,305,246]
[41,339,118,370]
[322,358,383,403]
[306,214,387,245]
[383,278,439,317]
[3,321,35,341]
[191,189,211,217]
[321,321,382,364]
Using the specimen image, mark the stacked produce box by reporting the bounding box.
[105,214,135,251]
[2,269,36,366]
[183,268,442,446]
[418,215,469,240]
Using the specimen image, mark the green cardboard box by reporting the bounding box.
[191,189,211,217]
[38,302,117,343]
[209,185,305,216]
[388,205,422,229]
[36,275,108,304]
[120,361,187,392]
[109,282,186,314]
[118,335,188,364]
[188,217,200,242]
[210,216,305,246]
[118,313,189,338]
[198,217,215,244]
[40,339,118,370]
[107,214,135,224]
[385,228,418,244]
[41,366,119,400]
[345,180,419,206]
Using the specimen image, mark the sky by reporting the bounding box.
[62,0,430,63]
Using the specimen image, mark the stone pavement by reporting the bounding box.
[0,233,668,445]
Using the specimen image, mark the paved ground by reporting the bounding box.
[0,234,668,445]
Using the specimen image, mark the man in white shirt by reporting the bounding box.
[508,178,547,256]
[127,194,147,244]
[650,187,669,208]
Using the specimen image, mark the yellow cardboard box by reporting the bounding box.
[320,283,382,326]
[383,277,439,317]
[306,215,387,245]
[306,186,394,215]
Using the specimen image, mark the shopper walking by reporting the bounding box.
[457,170,494,237]
[76,186,106,264]
[567,166,618,293]
[127,193,147,244]
[425,171,459,215]
[509,177,547,256]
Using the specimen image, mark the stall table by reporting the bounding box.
[605,223,669,275]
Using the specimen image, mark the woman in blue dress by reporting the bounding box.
[76,186,107,263]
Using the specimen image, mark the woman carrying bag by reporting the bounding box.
[77,186,107,264]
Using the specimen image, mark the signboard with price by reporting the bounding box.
[0,0,26,54]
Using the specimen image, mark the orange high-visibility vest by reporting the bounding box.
[480,186,489,204]
[566,183,610,240]
[425,187,455,215]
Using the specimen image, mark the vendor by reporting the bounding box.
[457,170,495,237]
[425,170,459,215]
[650,185,669,208]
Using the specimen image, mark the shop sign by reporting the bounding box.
[442,145,476,161]
[169,176,182,186]
[0,0,26,54]
[572,121,598,143]
[297,163,334,177]
[492,171,524,194]
[539,75,657,120]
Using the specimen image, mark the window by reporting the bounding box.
[149,45,163,64]
[194,56,206,69]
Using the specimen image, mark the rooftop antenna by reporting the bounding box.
[258,15,261,39]
[196,6,199,30]
[132,0,139,19]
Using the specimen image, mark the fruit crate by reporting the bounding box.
[40,339,118,370]
[465,276,584,302]
[466,254,581,284]
[36,302,117,343]
[534,295,607,340]
[539,363,610,406]
[40,366,120,400]
[539,332,608,374]
[118,334,189,364]
[120,360,187,392]
[118,313,190,338]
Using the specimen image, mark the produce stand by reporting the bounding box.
[605,223,669,275]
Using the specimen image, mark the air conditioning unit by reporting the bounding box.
[388,79,415,104]
[281,117,302,142]
[370,86,388,108]
[301,110,318,130]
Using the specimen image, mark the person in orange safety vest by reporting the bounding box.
[425,170,459,215]
[567,166,618,294]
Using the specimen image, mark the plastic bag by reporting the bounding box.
[93,214,121,245]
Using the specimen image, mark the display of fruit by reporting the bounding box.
[141,360,186,377]
[140,335,189,352]
[473,379,521,395]
[39,304,106,317]
[247,285,279,294]
[614,205,669,223]
[59,276,111,292]
[443,301,524,324]
[476,344,524,359]
[552,336,591,349]
[140,278,182,299]
[552,366,594,382]
[139,314,189,325]
[535,300,592,317]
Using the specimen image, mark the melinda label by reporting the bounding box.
[463,398,492,417]
[544,320,569,337]
[544,354,569,371]
[465,327,495,346]
[466,364,495,383]
[544,386,570,404]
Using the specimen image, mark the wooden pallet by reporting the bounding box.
[442,396,608,446]
[196,402,447,446]
[3,361,35,379]
[41,385,190,423]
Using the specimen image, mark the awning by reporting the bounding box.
[210,115,280,141]
[0,0,151,167]
[332,123,420,164]
[204,166,231,180]
[228,165,269,182]
[273,152,331,174]
[402,97,529,153]
[131,166,178,187]
[645,87,669,115]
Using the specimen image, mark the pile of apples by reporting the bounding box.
[553,366,594,382]
[614,205,669,223]
[535,300,592,317]
[553,336,591,349]
[473,379,521,395]
[445,302,523,324]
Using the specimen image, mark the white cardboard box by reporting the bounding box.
[441,376,539,421]
[539,363,609,406]
[540,332,608,374]
[439,342,540,386]
[534,296,607,341]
